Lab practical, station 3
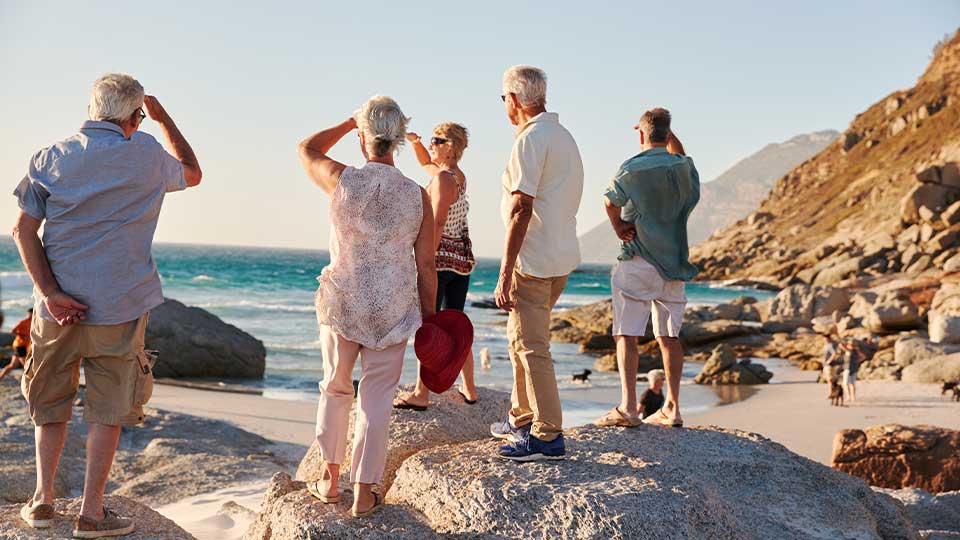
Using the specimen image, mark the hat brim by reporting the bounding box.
[418,310,474,394]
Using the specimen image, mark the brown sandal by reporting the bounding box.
[306,479,339,503]
[351,492,382,518]
[594,407,641,427]
[642,408,684,427]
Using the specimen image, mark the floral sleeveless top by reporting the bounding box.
[435,173,476,275]
[315,162,423,350]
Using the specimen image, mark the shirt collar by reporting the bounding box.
[515,111,558,137]
[80,120,126,136]
[637,146,670,157]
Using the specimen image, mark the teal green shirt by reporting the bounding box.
[603,147,700,281]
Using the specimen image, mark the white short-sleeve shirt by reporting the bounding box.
[501,112,584,278]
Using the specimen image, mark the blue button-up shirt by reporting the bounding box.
[604,147,700,281]
[14,121,186,324]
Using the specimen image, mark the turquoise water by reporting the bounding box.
[0,239,775,419]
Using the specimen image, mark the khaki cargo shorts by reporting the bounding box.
[20,313,156,426]
[611,257,687,338]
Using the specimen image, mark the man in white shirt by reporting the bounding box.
[491,65,584,461]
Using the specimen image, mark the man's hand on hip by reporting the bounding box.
[44,291,88,326]
[614,219,636,242]
[495,272,515,312]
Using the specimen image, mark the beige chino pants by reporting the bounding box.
[507,271,568,441]
[314,324,407,485]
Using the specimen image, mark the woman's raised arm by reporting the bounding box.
[298,117,356,196]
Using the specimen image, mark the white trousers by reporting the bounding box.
[314,324,407,484]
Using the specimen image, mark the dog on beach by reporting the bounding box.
[479,347,491,371]
[829,378,844,407]
[942,381,960,402]
[572,369,592,383]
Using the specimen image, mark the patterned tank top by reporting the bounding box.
[314,162,423,350]
[436,172,476,275]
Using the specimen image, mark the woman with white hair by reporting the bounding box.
[394,122,479,410]
[297,96,437,518]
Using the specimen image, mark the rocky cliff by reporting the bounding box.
[692,30,960,286]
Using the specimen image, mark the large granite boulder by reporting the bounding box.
[296,385,509,496]
[900,353,960,384]
[929,280,960,344]
[866,290,924,332]
[382,425,917,540]
[0,495,196,539]
[832,424,960,493]
[692,343,773,384]
[0,378,288,506]
[894,336,960,369]
[679,319,761,347]
[550,300,613,345]
[879,488,960,539]
[768,284,850,322]
[147,298,266,379]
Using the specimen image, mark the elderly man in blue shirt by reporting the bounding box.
[595,107,699,430]
[13,73,201,536]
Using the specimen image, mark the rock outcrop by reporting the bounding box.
[832,424,960,493]
[0,378,290,505]
[879,488,960,539]
[0,495,196,539]
[767,284,850,322]
[384,425,917,540]
[692,343,773,384]
[147,298,266,379]
[929,277,960,343]
[296,385,509,495]
[900,353,960,384]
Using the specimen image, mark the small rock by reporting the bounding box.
[943,200,960,226]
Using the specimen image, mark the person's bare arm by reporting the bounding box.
[11,212,88,325]
[144,96,202,187]
[406,133,443,177]
[667,131,685,156]
[494,192,534,312]
[414,188,438,319]
[428,172,460,252]
[605,197,636,242]
[298,118,356,196]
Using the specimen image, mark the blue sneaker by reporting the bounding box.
[490,418,530,443]
[498,433,566,462]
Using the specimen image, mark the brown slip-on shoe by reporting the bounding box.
[19,497,56,528]
[72,507,135,539]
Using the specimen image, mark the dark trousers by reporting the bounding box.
[436,271,470,312]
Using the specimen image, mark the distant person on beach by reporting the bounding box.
[491,65,583,462]
[822,328,841,397]
[595,108,698,429]
[638,369,666,419]
[0,308,33,381]
[12,73,201,535]
[840,337,861,403]
[298,96,437,517]
[394,122,479,410]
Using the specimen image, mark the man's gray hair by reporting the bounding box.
[354,95,409,157]
[502,65,547,107]
[638,108,672,143]
[88,73,145,123]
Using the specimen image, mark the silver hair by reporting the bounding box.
[638,108,672,143]
[88,73,144,123]
[354,96,409,157]
[502,65,547,107]
[647,369,666,386]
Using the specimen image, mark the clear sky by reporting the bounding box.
[1,1,957,257]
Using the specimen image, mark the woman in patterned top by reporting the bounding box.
[297,96,437,518]
[394,123,479,410]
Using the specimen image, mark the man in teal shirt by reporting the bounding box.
[594,107,699,430]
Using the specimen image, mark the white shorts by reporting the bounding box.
[843,369,857,386]
[611,257,687,338]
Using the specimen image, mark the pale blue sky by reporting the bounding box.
[0,1,957,257]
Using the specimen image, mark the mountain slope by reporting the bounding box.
[577,130,838,264]
[691,30,960,285]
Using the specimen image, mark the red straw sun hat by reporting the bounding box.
[415,310,474,394]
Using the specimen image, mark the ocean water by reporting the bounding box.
[0,240,775,425]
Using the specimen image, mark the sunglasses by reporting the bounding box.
[430,137,450,145]
[136,108,146,122]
